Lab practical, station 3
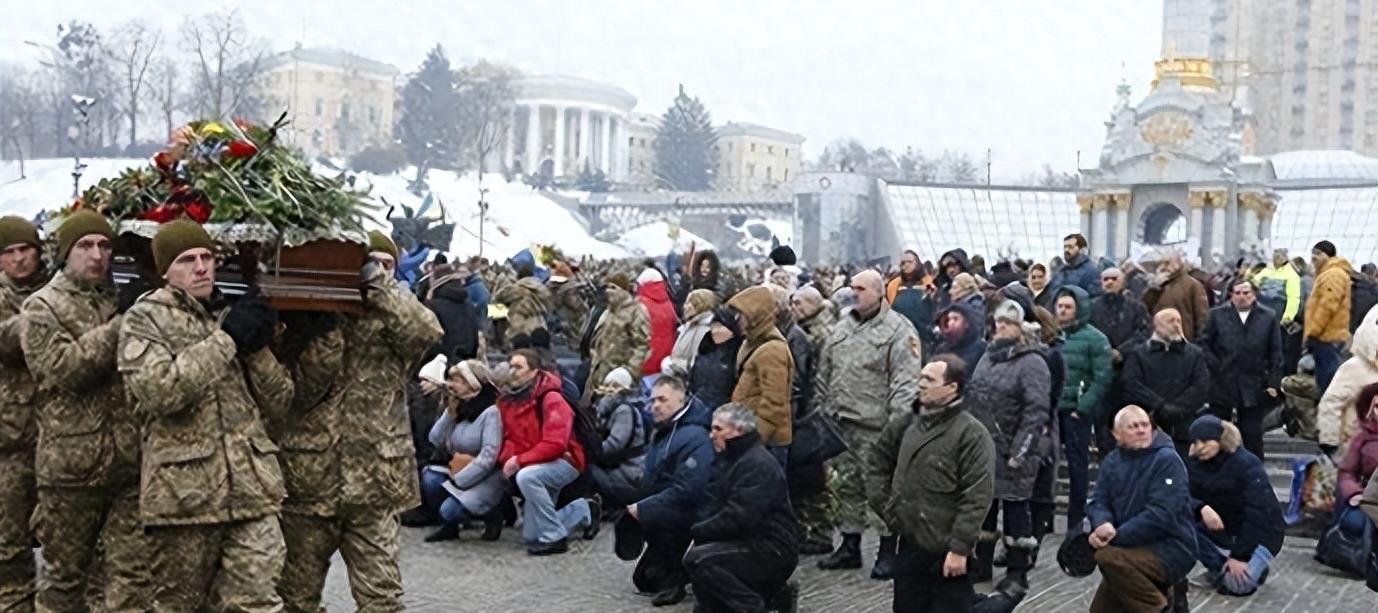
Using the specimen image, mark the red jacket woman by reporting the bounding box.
[636,270,678,377]
[498,369,586,473]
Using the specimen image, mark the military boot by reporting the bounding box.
[972,539,997,583]
[817,533,862,570]
[870,535,898,580]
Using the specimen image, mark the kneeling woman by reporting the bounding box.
[420,359,506,542]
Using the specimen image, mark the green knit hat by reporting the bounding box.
[152,219,215,276]
[56,210,114,262]
[0,216,40,251]
[368,230,399,260]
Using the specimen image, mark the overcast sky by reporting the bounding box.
[0,0,1163,179]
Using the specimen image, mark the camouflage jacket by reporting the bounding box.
[812,303,923,430]
[0,270,47,454]
[549,278,594,348]
[798,303,837,351]
[492,276,551,337]
[276,281,442,516]
[119,287,293,526]
[20,271,138,488]
[584,287,650,405]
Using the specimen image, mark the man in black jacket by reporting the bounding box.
[1195,280,1283,460]
[684,403,800,613]
[1120,309,1212,459]
[1089,267,1151,454]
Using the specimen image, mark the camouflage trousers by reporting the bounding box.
[0,451,34,613]
[147,514,285,612]
[279,508,403,613]
[33,485,150,613]
[792,471,838,546]
[826,421,886,534]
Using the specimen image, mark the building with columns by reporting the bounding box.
[255,46,399,158]
[506,75,637,181]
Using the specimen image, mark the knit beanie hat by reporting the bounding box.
[418,354,448,383]
[0,216,40,251]
[604,273,632,293]
[684,289,720,319]
[769,245,797,266]
[636,268,663,286]
[368,230,399,260]
[152,218,215,276]
[1188,415,1224,442]
[603,367,634,390]
[1312,240,1337,258]
[951,272,979,297]
[993,300,1025,324]
[56,210,114,262]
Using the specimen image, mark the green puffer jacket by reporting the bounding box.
[1056,286,1113,417]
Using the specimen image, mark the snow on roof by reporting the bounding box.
[1268,150,1378,183]
[884,184,1081,262]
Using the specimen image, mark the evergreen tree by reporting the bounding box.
[397,45,463,190]
[653,84,717,191]
[576,160,610,192]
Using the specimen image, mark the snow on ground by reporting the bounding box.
[615,222,713,258]
[0,159,629,261]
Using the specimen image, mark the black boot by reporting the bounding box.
[481,515,503,541]
[423,523,460,543]
[399,506,439,528]
[817,533,862,570]
[870,535,898,580]
[972,540,996,583]
[1171,579,1189,612]
[768,581,799,613]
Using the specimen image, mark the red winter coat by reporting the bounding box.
[638,280,678,376]
[497,371,586,472]
[1338,417,1378,502]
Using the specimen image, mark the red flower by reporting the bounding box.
[184,201,213,224]
[225,140,258,159]
[153,151,176,172]
[138,204,184,223]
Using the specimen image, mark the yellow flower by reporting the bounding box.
[199,121,227,137]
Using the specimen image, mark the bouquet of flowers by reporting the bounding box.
[73,113,375,232]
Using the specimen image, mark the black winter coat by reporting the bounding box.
[1120,339,1212,442]
[690,335,743,410]
[425,281,480,362]
[1196,304,1283,410]
[691,430,800,562]
[1089,292,1151,353]
[785,325,813,417]
[1187,448,1285,560]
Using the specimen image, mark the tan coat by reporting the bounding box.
[728,287,794,446]
[119,287,293,526]
[1143,268,1210,340]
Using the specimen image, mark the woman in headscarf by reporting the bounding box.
[419,360,505,542]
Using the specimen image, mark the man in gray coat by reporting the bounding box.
[813,269,923,579]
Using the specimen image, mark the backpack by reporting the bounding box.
[595,395,654,467]
[532,385,600,506]
[1350,271,1378,333]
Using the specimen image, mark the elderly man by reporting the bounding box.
[1120,309,1212,459]
[275,231,444,612]
[1143,251,1210,341]
[813,269,923,578]
[1196,280,1283,460]
[683,404,800,613]
[119,219,289,610]
[0,217,48,611]
[22,211,150,611]
[1086,406,1197,613]
[868,354,994,613]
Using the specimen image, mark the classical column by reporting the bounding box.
[552,106,566,176]
[504,105,516,171]
[600,113,612,174]
[1114,195,1132,261]
[524,104,540,175]
[1188,190,1207,254]
[1210,192,1227,261]
[578,108,591,172]
[1092,195,1111,259]
[611,115,625,181]
[1077,194,1093,240]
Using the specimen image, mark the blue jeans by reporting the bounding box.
[514,460,591,545]
[1309,340,1344,395]
[420,469,471,524]
[1194,523,1274,595]
[1060,412,1091,529]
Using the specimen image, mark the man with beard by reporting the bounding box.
[1051,234,1102,297]
[1142,251,1209,341]
[0,217,49,611]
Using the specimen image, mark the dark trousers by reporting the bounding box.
[1310,340,1344,395]
[633,519,693,593]
[981,500,1033,567]
[892,540,974,613]
[1214,405,1267,461]
[683,542,796,613]
[1060,413,1091,528]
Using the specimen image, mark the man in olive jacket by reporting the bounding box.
[275,233,443,613]
[119,219,291,611]
[868,354,994,613]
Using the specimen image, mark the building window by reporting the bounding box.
[341,102,350,121]
[785,148,790,158]
[766,167,773,181]
[315,98,323,116]
[750,143,756,153]
[768,145,774,154]
[784,169,789,181]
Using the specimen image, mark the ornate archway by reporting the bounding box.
[1139,202,1187,245]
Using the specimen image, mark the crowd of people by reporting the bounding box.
[3,208,1378,612]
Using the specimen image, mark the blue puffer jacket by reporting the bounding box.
[1053,253,1103,297]
[638,394,714,525]
[1087,430,1198,580]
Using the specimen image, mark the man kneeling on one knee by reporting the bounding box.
[1185,415,1284,596]
[684,404,800,613]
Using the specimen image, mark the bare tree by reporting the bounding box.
[110,20,161,147]
[149,57,183,141]
[180,9,268,120]
[454,61,519,182]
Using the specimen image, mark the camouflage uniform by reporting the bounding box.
[491,276,551,338]
[274,280,441,613]
[793,303,839,547]
[812,303,922,533]
[118,286,294,612]
[19,271,149,612]
[0,270,47,613]
[582,287,650,406]
[548,277,594,349]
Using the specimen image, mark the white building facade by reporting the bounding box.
[506,75,637,181]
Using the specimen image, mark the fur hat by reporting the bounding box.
[604,273,632,293]
[684,289,720,319]
[0,216,40,251]
[56,210,114,262]
[368,230,399,260]
[951,272,979,298]
[152,218,214,276]
[993,300,1025,324]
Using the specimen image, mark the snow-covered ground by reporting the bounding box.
[615,222,713,258]
[0,158,631,261]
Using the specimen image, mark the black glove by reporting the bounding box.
[221,290,278,356]
[116,278,151,314]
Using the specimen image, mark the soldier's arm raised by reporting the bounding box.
[118,307,235,419]
[21,298,120,393]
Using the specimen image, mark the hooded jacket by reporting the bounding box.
[1339,416,1378,503]
[497,371,586,473]
[1188,447,1285,560]
[1120,337,1212,442]
[1319,304,1378,449]
[1056,286,1114,417]
[425,278,480,362]
[812,302,923,430]
[728,287,794,446]
[691,430,800,561]
[934,302,988,372]
[886,253,937,346]
[638,394,714,525]
[1087,430,1197,581]
[1305,257,1354,344]
[1143,267,1210,340]
[935,249,971,307]
[967,334,1051,499]
[637,278,678,376]
[1253,263,1302,322]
